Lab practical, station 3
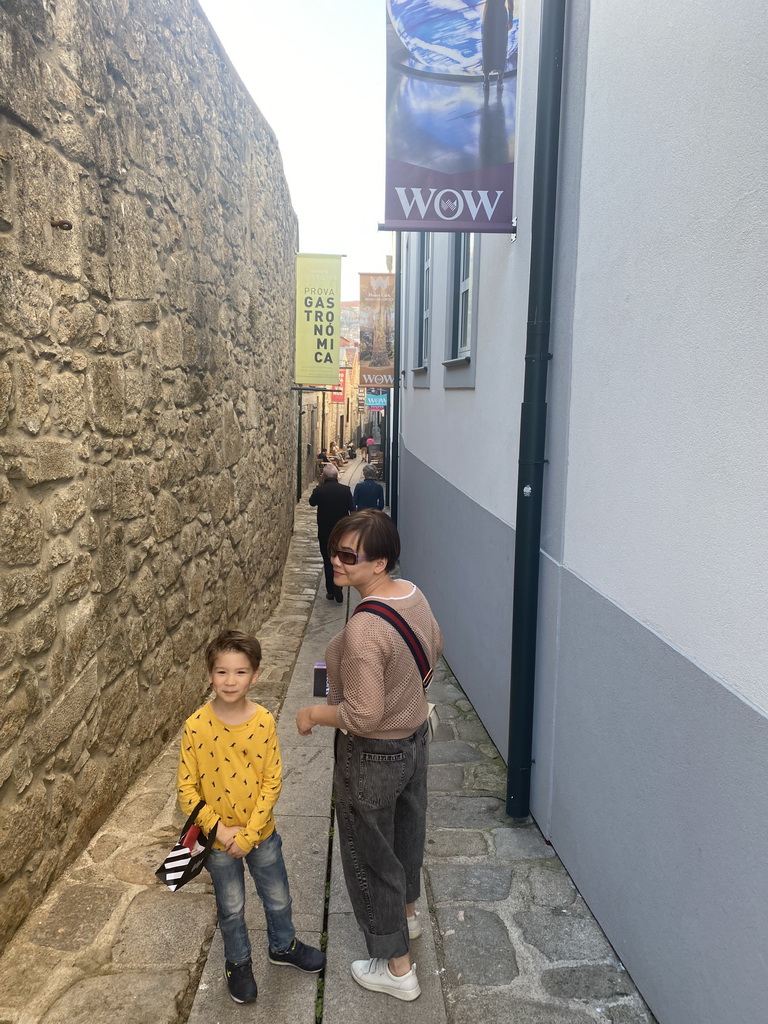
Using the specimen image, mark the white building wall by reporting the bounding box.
[564,0,768,710]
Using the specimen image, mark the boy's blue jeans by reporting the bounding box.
[206,830,294,965]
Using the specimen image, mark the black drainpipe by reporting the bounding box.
[506,0,567,820]
[390,231,402,524]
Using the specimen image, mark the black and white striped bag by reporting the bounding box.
[156,801,217,891]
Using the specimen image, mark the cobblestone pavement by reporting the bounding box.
[0,468,657,1024]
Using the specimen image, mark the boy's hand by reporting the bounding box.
[296,706,314,735]
[216,823,244,849]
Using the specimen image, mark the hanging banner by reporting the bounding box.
[384,1,519,233]
[359,273,395,388]
[330,368,346,404]
[295,254,342,385]
[366,389,389,408]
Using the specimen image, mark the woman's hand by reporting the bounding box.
[296,706,315,735]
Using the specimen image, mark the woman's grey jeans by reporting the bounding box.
[333,720,429,960]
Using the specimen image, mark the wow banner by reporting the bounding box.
[384,0,519,233]
[295,254,342,385]
[359,273,395,388]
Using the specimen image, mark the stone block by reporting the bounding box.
[449,991,595,1024]
[39,966,195,1024]
[0,875,33,956]
[226,563,246,617]
[141,637,174,687]
[514,908,615,962]
[58,552,93,602]
[541,964,637,1001]
[48,535,74,567]
[112,888,215,966]
[437,905,518,986]
[171,618,200,663]
[0,628,16,668]
[0,565,51,616]
[0,500,43,565]
[154,488,183,540]
[16,599,58,655]
[426,739,483,764]
[49,482,86,532]
[0,780,47,882]
[96,671,140,752]
[14,138,81,280]
[131,565,157,613]
[78,513,99,550]
[428,863,514,903]
[424,827,488,859]
[113,459,146,519]
[0,359,12,428]
[88,356,125,435]
[62,598,107,679]
[95,519,126,593]
[109,194,159,300]
[88,464,114,510]
[490,823,558,861]
[427,794,506,829]
[0,672,38,744]
[103,624,134,683]
[30,661,98,763]
[0,256,54,338]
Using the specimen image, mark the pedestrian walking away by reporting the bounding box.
[295,510,443,1002]
[308,464,354,602]
[354,463,385,511]
[177,630,325,1005]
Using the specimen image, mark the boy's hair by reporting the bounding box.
[327,509,400,573]
[206,630,262,673]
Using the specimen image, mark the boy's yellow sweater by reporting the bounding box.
[177,701,281,853]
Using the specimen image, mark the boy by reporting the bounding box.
[177,630,325,1004]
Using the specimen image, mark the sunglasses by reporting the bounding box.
[329,547,371,566]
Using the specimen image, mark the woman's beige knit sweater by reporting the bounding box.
[325,583,443,739]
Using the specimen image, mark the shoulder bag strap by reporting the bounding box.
[352,600,433,687]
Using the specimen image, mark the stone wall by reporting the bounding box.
[0,0,298,951]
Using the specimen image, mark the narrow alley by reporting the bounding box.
[0,466,654,1024]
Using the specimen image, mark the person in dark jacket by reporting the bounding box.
[353,464,385,511]
[309,465,354,602]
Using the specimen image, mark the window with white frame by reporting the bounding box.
[450,233,475,360]
[415,232,432,369]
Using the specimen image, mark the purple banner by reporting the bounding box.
[384,1,519,234]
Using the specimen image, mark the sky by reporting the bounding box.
[197,0,393,300]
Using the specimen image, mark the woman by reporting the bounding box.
[296,511,442,1002]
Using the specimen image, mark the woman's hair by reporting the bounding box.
[206,630,262,672]
[328,510,400,572]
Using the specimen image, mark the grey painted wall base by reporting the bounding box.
[399,441,768,1024]
[398,443,514,756]
[544,568,768,1024]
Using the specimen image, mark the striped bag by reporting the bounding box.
[155,801,217,891]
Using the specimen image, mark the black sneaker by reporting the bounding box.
[268,937,325,973]
[224,959,258,1003]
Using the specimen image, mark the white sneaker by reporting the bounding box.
[351,958,421,1001]
[407,912,422,939]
